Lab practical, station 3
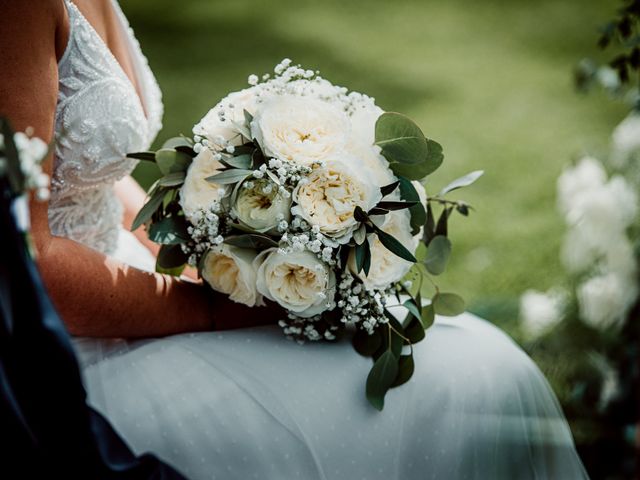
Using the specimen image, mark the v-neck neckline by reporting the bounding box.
[65,0,149,122]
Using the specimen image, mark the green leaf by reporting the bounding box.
[222,153,252,170]
[156,264,186,277]
[390,139,443,180]
[423,203,436,245]
[380,180,400,197]
[156,243,189,270]
[439,170,484,196]
[244,109,254,125]
[424,235,452,275]
[375,112,428,165]
[206,169,253,185]
[131,188,165,231]
[148,216,190,245]
[403,299,422,323]
[432,293,465,317]
[126,151,156,162]
[353,205,369,223]
[399,177,427,235]
[353,329,382,356]
[434,206,453,238]
[223,234,278,249]
[404,315,426,344]
[391,354,415,388]
[156,149,192,175]
[375,201,418,211]
[421,304,435,329]
[366,350,399,411]
[353,224,367,245]
[374,227,417,263]
[355,239,371,275]
[157,171,186,187]
[162,136,193,149]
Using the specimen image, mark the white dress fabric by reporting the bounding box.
[51,2,588,478]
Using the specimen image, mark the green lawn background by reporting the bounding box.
[124,0,626,335]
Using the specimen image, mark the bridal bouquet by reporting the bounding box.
[130,60,481,409]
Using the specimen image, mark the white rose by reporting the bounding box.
[233,178,292,231]
[612,113,640,165]
[292,158,382,243]
[349,102,384,146]
[180,148,226,220]
[346,141,397,191]
[519,290,563,337]
[250,96,350,165]
[577,272,638,330]
[193,87,259,148]
[254,248,335,317]
[349,210,419,290]
[201,245,264,307]
[557,157,606,218]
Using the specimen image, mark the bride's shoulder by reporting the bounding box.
[0,0,67,60]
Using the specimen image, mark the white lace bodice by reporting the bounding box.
[49,0,163,254]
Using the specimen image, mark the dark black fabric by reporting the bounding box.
[0,178,187,479]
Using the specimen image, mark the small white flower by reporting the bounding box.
[248,74,259,86]
[520,290,563,337]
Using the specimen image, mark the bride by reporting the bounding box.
[1,1,588,478]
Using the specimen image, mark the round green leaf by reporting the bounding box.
[424,235,452,275]
[366,350,399,411]
[375,112,428,165]
[156,148,192,175]
[390,139,444,180]
[391,354,415,388]
[432,293,465,317]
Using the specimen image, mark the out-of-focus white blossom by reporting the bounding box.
[520,290,563,337]
[577,272,638,331]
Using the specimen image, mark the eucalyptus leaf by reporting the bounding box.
[156,243,189,270]
[222,153,252,170]
[391,354,415,388]
[399,177,427,235]
[206,168,253,185]
[375,113,427,165]
[432,292,465,317]
[126,151,156,162]
[390,139,443,180]
[223,234,279,250]
[353,329,382,357]
[403,299,422,324]
[404,316,426,344]
[353,206,369,223]
[439,170,484,196]
[157,171,186,187]
[355,239,372,275]
[366,350,399,411]
[368,207,390,216]
[421,304,435,329]
[434,206,453,238]
[374,227,417,263]
[424,235,452,275]
[156,149,192,175]
[380,180,400,197]
[148,216,190,245]
[375,201,418,211]
[423,203,436,245]
[131,188,165,231]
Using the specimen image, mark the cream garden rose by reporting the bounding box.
[233,178,291,231]
[292,159,381,243]
[254,248,335,317]
[201,245,264,307]
[193,87,259,149]
[250,96,350,165]
[180,148,226,220]
[349,210,419,290]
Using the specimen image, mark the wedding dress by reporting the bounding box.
[49,1,588,478]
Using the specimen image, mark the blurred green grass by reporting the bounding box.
[124,0,625,332]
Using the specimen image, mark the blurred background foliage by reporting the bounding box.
[124,0,628,462]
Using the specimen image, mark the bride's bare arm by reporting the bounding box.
[0,1,279,337]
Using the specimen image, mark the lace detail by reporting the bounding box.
[49,0,163,254]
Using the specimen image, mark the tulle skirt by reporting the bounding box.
[72,229,588,479]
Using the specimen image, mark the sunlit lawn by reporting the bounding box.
[124,0,625,337]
